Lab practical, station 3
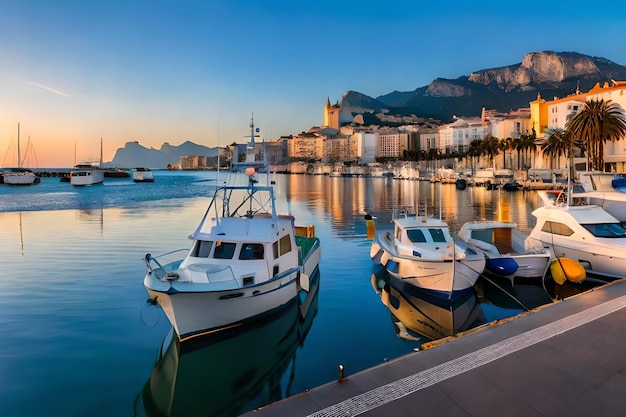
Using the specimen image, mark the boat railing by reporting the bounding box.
[144,249,188,279]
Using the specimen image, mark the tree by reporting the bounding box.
[541,128,571,170]
[480,135,500,168]
[515,134,536,170]
[566,99,626,171]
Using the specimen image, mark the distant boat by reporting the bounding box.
[70,138,105,186]
[70,165,104,186]
[103,168,130,178]
[132,167,154,182]
[2,123,38,186]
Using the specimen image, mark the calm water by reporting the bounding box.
[0,171,584,416]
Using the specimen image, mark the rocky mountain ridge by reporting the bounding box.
[105,140,219,169]
[345,51,626,122]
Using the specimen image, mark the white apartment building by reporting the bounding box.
[437,117,485,154]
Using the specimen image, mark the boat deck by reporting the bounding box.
[242,278,626,417]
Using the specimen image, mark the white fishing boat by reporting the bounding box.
[132,167,154,182]
[458,221,551,285]
[143,116,321,340]
[2,123,38,186]
[70,164,104,186]
[528,190,626,278]
[369,208,485,299]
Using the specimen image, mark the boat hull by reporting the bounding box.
[145,268,306,340]
[70,169,104,186]
[2,172,37,185]
[541,241,626,278]
[483,253,551,283]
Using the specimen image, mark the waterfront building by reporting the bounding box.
[436,117,485,155]
[288,131,324,161]
[530,80,626,173]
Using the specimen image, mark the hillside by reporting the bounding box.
[105,141,219,169]
[345,51,626,123]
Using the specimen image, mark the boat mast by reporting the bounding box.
[100,138,103,167]
[17,123,21,169]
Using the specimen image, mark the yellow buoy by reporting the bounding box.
[550,257,586,284]
[365,214,376,240]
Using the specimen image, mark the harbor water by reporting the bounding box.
[0,171,595,416]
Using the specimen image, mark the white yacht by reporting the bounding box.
[529,190,626,277]
[70,165,104,186]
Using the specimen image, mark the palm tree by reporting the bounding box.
[566,99,626,171]
[480,135,500,168]
[466,139,482,175]
[541,128,571,170]
[515,134,536,170]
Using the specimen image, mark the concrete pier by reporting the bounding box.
[243,279,626,417]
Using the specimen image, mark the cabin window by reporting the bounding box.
[239,243,265,260]
[541,221,574,236]
[192,240,213,257]
[273,241,279,259]
[407,229,426,243]
[428,228,446,243]
[279,235,292,256]
[582,223,626,238]
[213,241,236,259]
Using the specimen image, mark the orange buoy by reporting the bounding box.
[550,257,586,284]
[365,214,376,240]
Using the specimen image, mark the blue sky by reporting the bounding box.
[1,0,625,167]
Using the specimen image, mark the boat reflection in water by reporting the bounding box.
[135,269,320,417]
[371,268,486,343]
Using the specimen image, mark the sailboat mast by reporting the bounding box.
[17,123,21,169]
[100,138,103,167]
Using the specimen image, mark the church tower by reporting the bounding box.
[323,97,340,129]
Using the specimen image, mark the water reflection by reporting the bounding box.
[371,267,486,343]
[135,269,320,417]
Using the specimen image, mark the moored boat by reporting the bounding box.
[2,123,39,185]
[458,221,551,285]
[70,164,104,186]
[132,167,154,182]
[143,116,321,340]
[1,168,39,185]
[529,190,626,278]
[369,208,485,299]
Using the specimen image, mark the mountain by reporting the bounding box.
[105,140,219,169]
[345,51,626,123]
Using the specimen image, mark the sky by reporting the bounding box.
[1,0,626,168]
